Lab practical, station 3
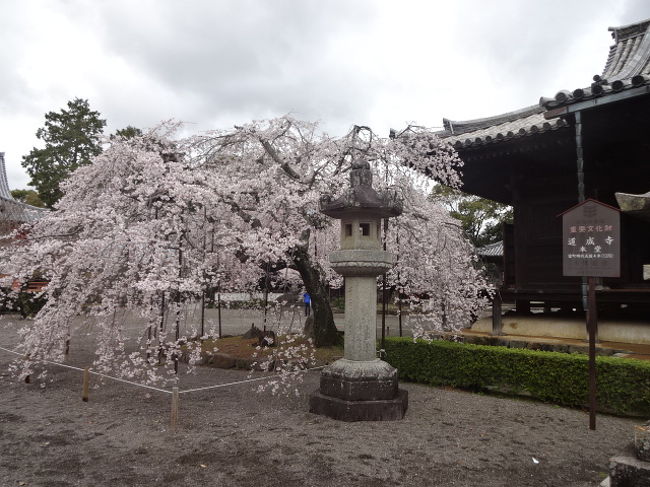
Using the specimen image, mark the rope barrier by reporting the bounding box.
[0,344,326,395]
[177,365,326,394]
[88,371,172,394]
[178,374,275,394]
[0,344,171,394]
[1,343,328,429]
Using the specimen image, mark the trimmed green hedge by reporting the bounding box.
[384,337,650,417]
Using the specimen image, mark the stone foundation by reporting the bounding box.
[309,389,408,422]
[609,454,650,486]
[309,358,408,421]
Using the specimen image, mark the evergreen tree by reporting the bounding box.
[10,189,45,208]
[111,126,142,140]
[431,184,512,247]
[21,98,106,208]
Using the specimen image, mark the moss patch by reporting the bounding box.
[200,335,343,366]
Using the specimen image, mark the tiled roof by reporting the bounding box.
[541,18,650,109]
[437,105,569,149]
[477,240,503,258]
[437,20,650,148]
[0,152,48,224]
[0,152,12,200]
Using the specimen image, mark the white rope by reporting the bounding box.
[0,344,327,395]
[178,365,326,394]
[178,374,274,394]
[88,371,172,394]
[0,344,171,394]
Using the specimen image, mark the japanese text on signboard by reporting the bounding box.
[562,200,620,277]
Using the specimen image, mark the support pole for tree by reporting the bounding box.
[82,367,90,402]
[398,297,403,337]
[146,322,152,361]
[158,292,165,365]
[174,305,180,374]
[217,292,222,338]
[200,208,207,339]
[200,290,205,338]
[381,219,388,350]
[381,274,387,350]
[174,242,182,375]
[263,262,270,332]
[216,241,222,338]
[396,230,403,337]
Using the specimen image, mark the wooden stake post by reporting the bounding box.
[82,367,90,402]
[170,386,179,430]
[561,199,620,431]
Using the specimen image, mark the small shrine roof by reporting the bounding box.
[476,240,503,258]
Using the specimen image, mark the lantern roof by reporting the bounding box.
[319,157,402,219]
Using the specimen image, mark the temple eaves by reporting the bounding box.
[437,18,650,149]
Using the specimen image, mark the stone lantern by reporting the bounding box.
[309,157,408,421]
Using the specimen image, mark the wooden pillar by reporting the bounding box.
[515,299,530,314]
[491,291,503,336]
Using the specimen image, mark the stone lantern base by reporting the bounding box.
[309,359,408,421]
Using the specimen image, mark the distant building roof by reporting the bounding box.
[541,18,650,110]
[0,152,13,200]
[476,240,503,258]
[437,19,650,148]
[0,152,48,225]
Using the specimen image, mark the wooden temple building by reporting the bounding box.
[0,152,46,239]
[0,152,48,295]
[437,19,650,334]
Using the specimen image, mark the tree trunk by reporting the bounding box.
[291,239,338,347]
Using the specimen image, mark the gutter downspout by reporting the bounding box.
[575,110,588,311]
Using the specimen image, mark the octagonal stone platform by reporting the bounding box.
[309,359,408,421]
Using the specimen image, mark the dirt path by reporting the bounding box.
[0,314,639,487]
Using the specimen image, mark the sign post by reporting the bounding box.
[561,199,620,430]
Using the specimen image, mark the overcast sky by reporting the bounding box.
[1,0,649,190]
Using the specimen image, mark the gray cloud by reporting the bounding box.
[86,0,383,127]
[620,0,650,23]
[2,0,650,189]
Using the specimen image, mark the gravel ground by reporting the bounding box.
[0,313,639,487]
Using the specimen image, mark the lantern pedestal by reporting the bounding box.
[309,359,408,421]
[309,249,408,421]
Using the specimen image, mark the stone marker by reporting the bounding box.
[635,423,650,462]
[309,154,408,421]
[609,454,650,486]
[606,422,650,486]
